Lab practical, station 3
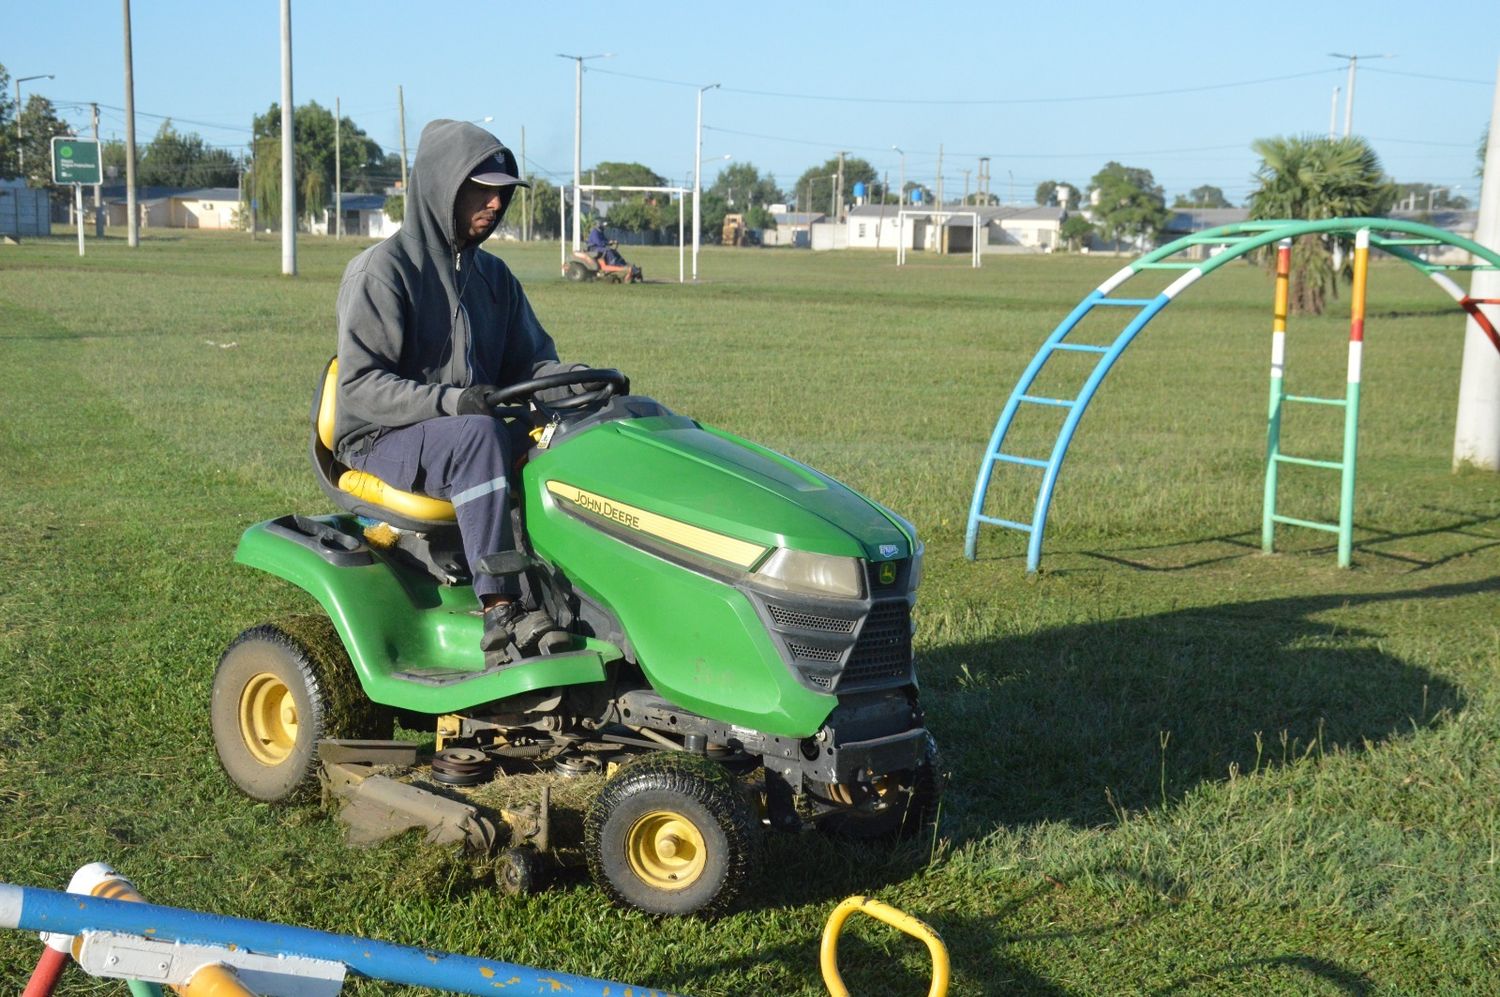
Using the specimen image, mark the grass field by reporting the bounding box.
[1,230,1497,995]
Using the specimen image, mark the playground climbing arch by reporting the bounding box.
[964,217,1500,572]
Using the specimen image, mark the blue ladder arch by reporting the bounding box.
[964,217,1500,571]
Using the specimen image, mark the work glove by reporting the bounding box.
[456,383,501,415]
[535,362,608,403]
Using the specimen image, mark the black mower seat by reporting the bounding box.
[312,358,458,529]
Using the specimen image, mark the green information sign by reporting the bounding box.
[51,137,102,185]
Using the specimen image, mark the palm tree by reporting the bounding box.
[1248,135,1394,314]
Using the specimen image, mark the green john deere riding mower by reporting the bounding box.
[211,363,938,916]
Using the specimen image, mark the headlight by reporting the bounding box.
[754,548,865,599]
[909,540,924,593]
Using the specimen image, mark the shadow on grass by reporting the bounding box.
[1081,508,1500,573]
[922,577,1486,831]
[680,889,1081,996]
[1152,953,1372,995]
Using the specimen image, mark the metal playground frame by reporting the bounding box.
[964,217,1500,572]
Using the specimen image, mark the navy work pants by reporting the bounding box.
[347,415,530,600]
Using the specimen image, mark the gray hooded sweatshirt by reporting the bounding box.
[332,119,566,460]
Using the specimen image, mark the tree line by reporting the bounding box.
[0,61,1481,304]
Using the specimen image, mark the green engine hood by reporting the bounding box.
[527,416,910,561]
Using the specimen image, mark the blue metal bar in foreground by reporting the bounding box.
[0,882,673,996]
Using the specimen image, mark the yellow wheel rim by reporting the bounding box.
[625,810,707,891]
[239,671,299,766]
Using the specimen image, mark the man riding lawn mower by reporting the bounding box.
[209,122,937,917]
[564,223,643,283]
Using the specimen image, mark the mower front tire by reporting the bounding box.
[211,616,391,804]
[585,752,757,917]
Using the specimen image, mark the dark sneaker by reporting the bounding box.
[481,601,571,665]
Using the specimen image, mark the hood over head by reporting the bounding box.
[406,119,527,251]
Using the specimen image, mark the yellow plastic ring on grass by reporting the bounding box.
[821,895,949,997]
[625,810,707,890]
[239,672,298,766]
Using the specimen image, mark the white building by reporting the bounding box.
[843,203,1065,254]
[312,193,401,238]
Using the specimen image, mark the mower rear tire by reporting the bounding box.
[563,261,590,282]
[585,752,757,916]
[211,616,391,804]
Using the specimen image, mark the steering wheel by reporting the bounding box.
[485,367,630,412]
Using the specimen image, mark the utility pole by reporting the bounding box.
[835,150,845,221]
[280,0,296,275]
[334,95,341,239]
[557,54,611,254]
[978,156,991,201]
[520,125,529,241]
[397,85,408,194]
[1329,86,1340,139]
[963,169,971,206]
[120,0,140,246]
[935,143,943,210]
[1329,52,1392,137]
[1453,56,1500,470]
[90,102,103,236]
[892,145,905,206]
[574,60,584,251]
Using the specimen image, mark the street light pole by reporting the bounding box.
[692,82,720,282]
[1329,52,1392,137]
[558,53,611,253]
[280,0,296,276]
[14,73,55,173]
[892,145,904,206]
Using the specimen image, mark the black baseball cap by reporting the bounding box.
[469,152,530,188]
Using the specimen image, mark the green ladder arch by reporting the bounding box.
[964,217,1500,571]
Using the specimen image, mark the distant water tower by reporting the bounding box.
[852,181,866,206]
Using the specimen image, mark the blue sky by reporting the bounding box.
[8,1,1497,206]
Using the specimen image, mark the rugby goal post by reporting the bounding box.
[895,210,982,268]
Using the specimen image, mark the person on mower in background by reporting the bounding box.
[586,221,627,267]
[333,119,587,667]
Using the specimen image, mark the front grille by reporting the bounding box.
[843,601,911,684]
[787,642,842,662]
[768,603,857,634]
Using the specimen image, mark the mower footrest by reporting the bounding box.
[830,728,930,784]
[392,648,604,687]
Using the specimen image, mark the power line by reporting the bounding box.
[58,99,252,134]
[591,65,1339,105]
[1363,67,1492,86]
[1369,135,1482,148]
